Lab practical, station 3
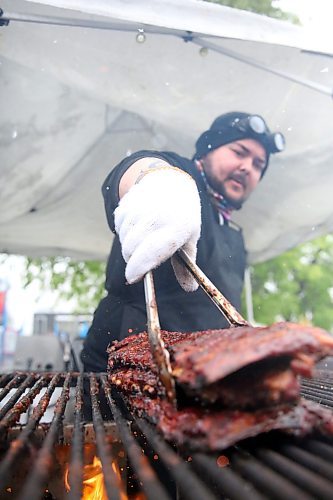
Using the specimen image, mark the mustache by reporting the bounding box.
[228,172,247,188]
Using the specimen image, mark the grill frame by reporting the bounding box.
[0,370,332,500]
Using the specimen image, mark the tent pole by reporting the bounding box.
[0,10,213,37]
[244,267,255,325]
[1,10,332,98]
[189,38,333,98]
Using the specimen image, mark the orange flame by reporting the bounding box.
[64,467,70,492]
[65,455,107,499]
[81,455,108,500]
[63,440,148,500]
[65,454,129,500]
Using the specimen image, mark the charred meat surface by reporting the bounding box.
[108,322,333,449]
[109,323,333,382]
[125,395,333,451]
[108,322,333,406]
[109,359,300,409]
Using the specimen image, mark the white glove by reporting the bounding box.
[114,167,201,292]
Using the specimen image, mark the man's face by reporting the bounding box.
[199,138,267,209]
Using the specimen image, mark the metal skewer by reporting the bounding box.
[144,271,177,405]
[177,249,249,327]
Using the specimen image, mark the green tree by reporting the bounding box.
[24,257,106,312]
[247,235,333,331]
[204,0,300,24]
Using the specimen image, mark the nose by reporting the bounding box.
[239,156,253,173]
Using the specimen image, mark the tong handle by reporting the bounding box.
[144,271,177,405]
[177,249,249,327]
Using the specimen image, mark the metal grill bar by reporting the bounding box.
[301,379,333,390]
[0,375,47,438]
[231,449,313,500]
[302,439,333,462]
[0,374,35,420]
[134,417,217,500]
[0,374,11,387]
[255,448,333,500]
[0,371,332,500]
[301,377,333,407]
[302,378,333,388]
[300,390,333,407]
[192,453,265,500]
[278,443,333,480]
[89,374,122,500]
[0,373,26,402]
[0,373,61,492]
[100,374,171,500]
[17,373,71,500]
[67,373,84,500]
[301,385,333,400]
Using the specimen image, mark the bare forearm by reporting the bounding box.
[119,157,171,198]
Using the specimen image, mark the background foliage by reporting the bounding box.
[245,236,333,330]
[24,257,106,312]
[24,234,333,331]
[204,0,300,23]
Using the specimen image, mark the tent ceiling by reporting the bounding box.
[1,0,333,263]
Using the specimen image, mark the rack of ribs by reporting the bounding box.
[108,322,333,450]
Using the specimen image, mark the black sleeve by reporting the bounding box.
[101,150,196,232]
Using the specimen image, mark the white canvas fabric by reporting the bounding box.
[1,0,333,263]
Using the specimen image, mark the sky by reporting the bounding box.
[277,0,333,33]
[1,0,333,339]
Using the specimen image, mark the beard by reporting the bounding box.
[204,169,245,210]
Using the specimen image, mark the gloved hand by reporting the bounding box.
[114,166,201,292]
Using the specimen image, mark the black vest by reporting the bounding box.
[81,152,247,372]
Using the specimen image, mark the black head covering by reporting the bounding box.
[195,111,283,176]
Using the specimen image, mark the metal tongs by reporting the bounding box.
[176,249,249,328]
[144,249,249,407]
[144,271,177,405]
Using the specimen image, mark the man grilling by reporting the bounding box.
[81,112,285,373]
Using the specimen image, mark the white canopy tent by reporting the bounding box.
[1,0,333,264]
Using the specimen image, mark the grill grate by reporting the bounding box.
[0,371,332,499]
[300,371,333,408]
